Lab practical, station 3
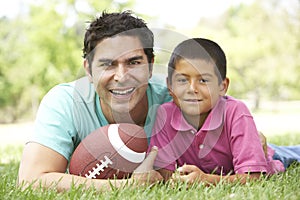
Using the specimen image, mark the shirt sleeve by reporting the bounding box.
[30,85,77,161]
[229,101,269,174]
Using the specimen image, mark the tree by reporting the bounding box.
[0,0,136,123]
[191,0,300,109]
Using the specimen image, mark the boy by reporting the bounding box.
[149,38,298,185]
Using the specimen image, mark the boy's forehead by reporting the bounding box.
[177,58,215,69]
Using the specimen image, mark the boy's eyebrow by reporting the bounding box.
[174,72,214,77]
[200,73,213,77]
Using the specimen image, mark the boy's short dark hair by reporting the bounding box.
[83,11,154,66]
[168,38,226,84]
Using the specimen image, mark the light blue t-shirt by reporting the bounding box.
[31,75,171,161]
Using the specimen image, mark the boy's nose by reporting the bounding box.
[189,80,199,93]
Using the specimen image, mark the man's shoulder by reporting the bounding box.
[149,74,167,88]
[148,74,172,102]
[48,76,95,103]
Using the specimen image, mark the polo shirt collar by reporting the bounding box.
[170,96,226,132]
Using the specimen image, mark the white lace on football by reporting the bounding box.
[108,124,146,163]
[85,155,113,179]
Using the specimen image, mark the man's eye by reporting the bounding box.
[129,60,141,65]
[200,79,208,83]
[99,62,111,67]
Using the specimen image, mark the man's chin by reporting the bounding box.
[110,104,132,115]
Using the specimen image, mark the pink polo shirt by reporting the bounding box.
[149,96,284,175]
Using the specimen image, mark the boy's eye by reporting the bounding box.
[176,78,188,83]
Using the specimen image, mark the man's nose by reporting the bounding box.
[114,64,127,81]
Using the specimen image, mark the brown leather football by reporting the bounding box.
[69,123,148,179]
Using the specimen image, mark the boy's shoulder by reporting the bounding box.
[224,96,250,109]
[160,101,176,109]
[223,95,253,116]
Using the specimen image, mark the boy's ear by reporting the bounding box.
[84,59,93,82]
[166,77,176,98]
[219,78,230,95]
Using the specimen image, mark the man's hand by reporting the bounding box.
[131,146,163,185]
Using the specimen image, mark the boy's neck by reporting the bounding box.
[183,111,210,131]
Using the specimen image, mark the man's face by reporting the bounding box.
[85,35,152,116]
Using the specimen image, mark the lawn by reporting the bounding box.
[1,132,299,200]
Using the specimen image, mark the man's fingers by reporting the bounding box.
[134,146,158,173]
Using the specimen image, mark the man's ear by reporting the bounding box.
[84,59,93,82]
[148,57,154,79]
[219,77,230,96]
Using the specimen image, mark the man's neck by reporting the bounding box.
[100,94,148,127]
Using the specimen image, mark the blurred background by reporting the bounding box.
[0,0,299,139]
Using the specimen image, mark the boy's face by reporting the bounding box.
[168,58,228,118]
[85,35,152,115]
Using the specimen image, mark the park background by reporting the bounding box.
[0,0,299,144]
[0,1,300,199]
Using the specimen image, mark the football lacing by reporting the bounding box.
[85,155,113,179]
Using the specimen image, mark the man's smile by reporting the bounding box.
[110,87,135,96]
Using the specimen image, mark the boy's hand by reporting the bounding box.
[171,164,206,185]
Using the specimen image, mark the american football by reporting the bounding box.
[69,123,148,179]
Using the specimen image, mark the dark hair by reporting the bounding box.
[168,38,226,84]
[83,11,154,67]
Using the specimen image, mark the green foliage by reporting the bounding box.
[192,1,300,108]
[0,0,299,122]
[0,0,135,123]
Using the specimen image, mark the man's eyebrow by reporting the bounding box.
[98,56,143,63]
[98,58,113,63]
[127,56,144,62]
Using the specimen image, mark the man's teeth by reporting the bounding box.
[111,88,134,95]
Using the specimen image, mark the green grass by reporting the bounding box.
[1,134,300,200]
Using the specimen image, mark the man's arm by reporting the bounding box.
[18,143,162,192]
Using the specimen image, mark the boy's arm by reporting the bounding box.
[171,164,261,185]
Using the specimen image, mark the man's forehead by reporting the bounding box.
[93,35,145,60]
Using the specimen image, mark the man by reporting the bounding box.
[18,11,171,192]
